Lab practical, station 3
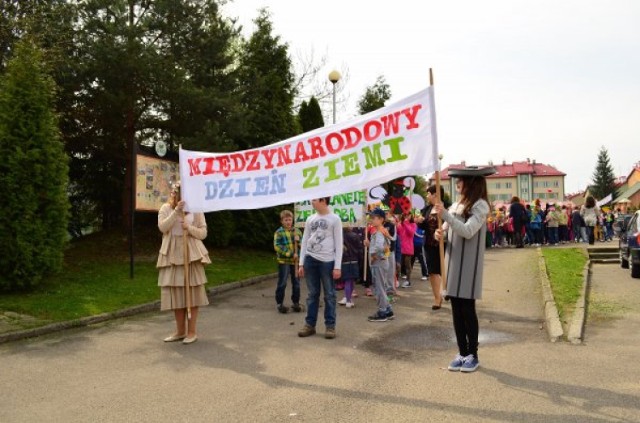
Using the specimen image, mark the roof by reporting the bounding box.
[613,182,640,203]
[625,162,640,181]
[440,161,566,180]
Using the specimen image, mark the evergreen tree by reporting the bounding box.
[298,96,324,132]
[306,96,325,131]
[0,40,69,290]
[357,75,391,114]
[66,0,242,228]
[236,8,297,149]
[298,100,308,131]
[591,146,616,200]
[231,8,298,248]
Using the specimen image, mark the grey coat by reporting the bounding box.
[442,199,490,300]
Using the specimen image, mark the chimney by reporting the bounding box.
[502,160,506,166]
[532,159,536,165]
[527,158,530,163]
[461,160,466,167]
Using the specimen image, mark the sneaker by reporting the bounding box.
[401,280,412,288]
[291,303,303,313]
[325,327,336,339]
[447,354,465,371]
[460,355,479,372]
[338,297,348,306]
[365,288,373,297]
[421,276,428,281]
[345,301,355,308]
[352,291,359,298]
[298,324,316,337]
[277,304,289,314]
[368,311,389,322]
[385,308,395,320]
[401,274,407,279]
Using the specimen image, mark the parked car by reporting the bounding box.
[619,210,640,278]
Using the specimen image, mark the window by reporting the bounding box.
[505,182,512,188]
[554,181,559,187]
[495,182,501,189]
[521,187,529,193]
[534,182,539,187]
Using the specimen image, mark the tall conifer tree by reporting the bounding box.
[0,40,69,290]
[591,147,616,200]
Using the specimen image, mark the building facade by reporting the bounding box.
[438,159,566,205]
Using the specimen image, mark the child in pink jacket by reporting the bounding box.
[396,214,417,288]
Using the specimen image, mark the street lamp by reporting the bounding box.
[328,70,341,124]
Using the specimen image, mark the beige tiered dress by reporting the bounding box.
[157,203,211,311]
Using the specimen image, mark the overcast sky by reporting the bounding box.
[222,0,640,194]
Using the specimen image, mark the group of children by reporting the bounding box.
[273,166,494,373]
[273,206,428,324]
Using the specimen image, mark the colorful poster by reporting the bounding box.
[135,155,179,211]
[294,191,366,228]
[180,87,439,212]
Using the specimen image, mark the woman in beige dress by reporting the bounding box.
[157,183,210,344]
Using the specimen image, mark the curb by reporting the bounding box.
[537,249,564,342]
[0,273,277,345]
[567,261,591,344]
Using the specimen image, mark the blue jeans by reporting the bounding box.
[548,227,559,244]
[276,264,300,306]
[573,225,582,242]
[303,256,336,328]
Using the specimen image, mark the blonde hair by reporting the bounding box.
[169,182,180,209]
[280,210,294,220]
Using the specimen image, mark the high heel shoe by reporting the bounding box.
[432,300,442,310]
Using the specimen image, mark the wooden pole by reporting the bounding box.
[431,68,447,297]
[182,210,192,320]
[294,230,299,276]
[292,203,299,276]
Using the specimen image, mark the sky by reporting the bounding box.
[222,0,640,194]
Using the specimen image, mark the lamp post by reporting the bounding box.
[328,70,341,124]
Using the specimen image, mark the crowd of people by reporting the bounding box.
[156,173,618,373]
[486,195,617,248]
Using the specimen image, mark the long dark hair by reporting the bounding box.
[585,196,596,208]
[459,176,489,218]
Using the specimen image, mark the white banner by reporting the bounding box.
[179,87,439,212]
[597,193,612,207]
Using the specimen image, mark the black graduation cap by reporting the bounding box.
[447,166,496,177]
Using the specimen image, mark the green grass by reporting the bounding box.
[0,228,276,323]
[541,248,588,320]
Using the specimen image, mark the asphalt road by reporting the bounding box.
[1,246,639,422]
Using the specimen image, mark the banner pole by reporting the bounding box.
[431,68,447,299]
[179,144,192,321]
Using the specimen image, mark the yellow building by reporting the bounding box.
[438,159,566,206]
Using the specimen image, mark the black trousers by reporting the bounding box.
[450,297,479,358]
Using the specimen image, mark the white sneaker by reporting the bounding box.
[345,302,355,308]
[338,297,347,305]
[421,276,428,281]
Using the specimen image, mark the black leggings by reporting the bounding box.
[450,297,479,358]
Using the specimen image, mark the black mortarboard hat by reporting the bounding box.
[447,166,496,177]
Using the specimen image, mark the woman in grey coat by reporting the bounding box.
[435,166,494,373]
